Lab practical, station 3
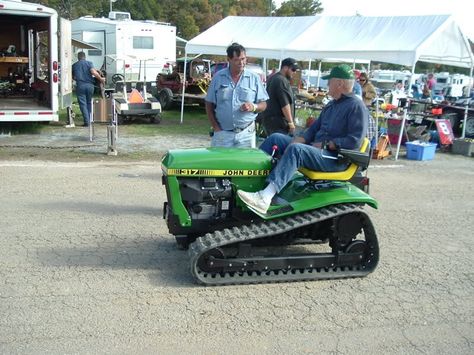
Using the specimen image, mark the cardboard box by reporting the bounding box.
[406,142,437,160]
[452,139,474,157]
[93,98,112,123]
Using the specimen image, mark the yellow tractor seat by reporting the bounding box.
[299,138,370,181]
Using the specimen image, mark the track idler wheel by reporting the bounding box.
[331,213,364,250]
[196,248,225,273]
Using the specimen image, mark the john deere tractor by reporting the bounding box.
[161,139,379,285]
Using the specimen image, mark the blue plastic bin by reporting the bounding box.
[405,142,437,161]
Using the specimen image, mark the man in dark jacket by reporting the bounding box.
[238,64,368,214]
[72,51,104,126]
[261,58,299,136]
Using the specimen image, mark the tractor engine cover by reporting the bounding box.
[179,177,233,220]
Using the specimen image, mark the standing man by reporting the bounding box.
[261,57,299,136]
[237,64,368,214]
[72,51,105,127]
[206,43,268,148]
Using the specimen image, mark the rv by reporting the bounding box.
[448,74,472,98]
[72,12,176,88]
[432,72,473,99]
[370,70,412,92]
[0,0,72,122]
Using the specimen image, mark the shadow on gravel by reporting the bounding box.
[35,237,196,288]
[32,201,160,216]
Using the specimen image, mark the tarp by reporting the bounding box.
[185,15,474,68]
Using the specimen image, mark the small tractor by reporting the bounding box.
[161,139,379,286]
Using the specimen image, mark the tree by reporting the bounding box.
[275,0,323,16]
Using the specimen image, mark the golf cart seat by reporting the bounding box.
[114,82,133,93]
[115,82,124,92]
[299,138,370,181]
[135,82,152,95]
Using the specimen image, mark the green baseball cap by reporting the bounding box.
[322,64,355,80]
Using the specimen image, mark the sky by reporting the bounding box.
[275,0,474,40]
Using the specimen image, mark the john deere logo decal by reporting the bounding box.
[165,168,270,176]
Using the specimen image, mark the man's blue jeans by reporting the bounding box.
[76,83,94,126]
[211,122,256,148]
[260,133,347,192]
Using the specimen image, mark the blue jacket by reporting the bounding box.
[303,93,368,150]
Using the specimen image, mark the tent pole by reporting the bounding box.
[395,59,416,160]
[408,62,416,98]
[307,59,312,89]
[375,95,379,149]
[461,65,473,139]
[263,57,267,86]
[394,107,408,160]
[317,61,321,88]
[180,52,188,124]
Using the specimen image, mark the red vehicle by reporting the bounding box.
[156,57,211,110]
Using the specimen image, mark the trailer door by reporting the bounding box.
[59,18,72,108]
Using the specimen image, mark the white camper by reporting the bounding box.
[370,70,411,92]
[444,74,472,99]
[0,0,72,122]
[71,12,176,88]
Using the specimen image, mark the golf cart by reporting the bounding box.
[109,55,162,124]
[156,56,211,110]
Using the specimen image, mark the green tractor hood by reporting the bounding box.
[162,147,272,177]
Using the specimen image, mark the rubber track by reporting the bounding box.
[188,203,378,286]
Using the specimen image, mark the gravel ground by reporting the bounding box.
[0,125,209,160]
[0,129,473,354]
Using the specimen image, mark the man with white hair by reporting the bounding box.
[238,64,368,214]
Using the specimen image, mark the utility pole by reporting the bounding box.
[110,0,117,12]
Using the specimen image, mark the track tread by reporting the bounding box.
[189,203,379,285]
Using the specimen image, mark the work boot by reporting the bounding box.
[237,190,270,214]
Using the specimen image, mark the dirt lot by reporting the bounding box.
[1,128,473,354]
[0,124,210,161]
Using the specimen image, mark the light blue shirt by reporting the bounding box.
[353,81,362,99]
[206,68,268,131]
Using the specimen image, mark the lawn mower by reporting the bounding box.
[161,139,379,285]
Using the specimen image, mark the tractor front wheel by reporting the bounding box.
[159,88,174,110]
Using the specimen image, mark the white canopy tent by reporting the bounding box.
[185,15,473,67]
[182,15,474,143]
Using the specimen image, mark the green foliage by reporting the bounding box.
[275,0,323,16]
[32,0,276,38]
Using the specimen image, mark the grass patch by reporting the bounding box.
[48,101,210,136]
[123,106,210,136]
[0,122,48,135]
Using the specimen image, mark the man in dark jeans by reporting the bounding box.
[72,52,104,127]
[261,58,299,136]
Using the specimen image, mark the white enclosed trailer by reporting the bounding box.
[71,12,176,88]
[0,0,72,122]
